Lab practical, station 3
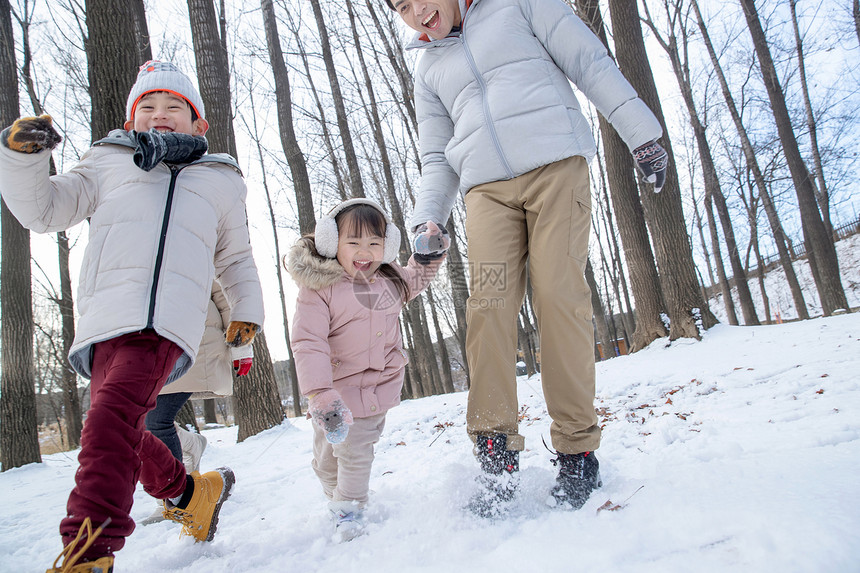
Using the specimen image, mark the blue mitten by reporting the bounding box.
[309,389,354,444]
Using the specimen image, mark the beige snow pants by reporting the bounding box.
[464,156,600,455]
[312,412,387,506]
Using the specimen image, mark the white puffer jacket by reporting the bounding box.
[407,0,663,229]
[162,281,233,397]
[0,129,264,383]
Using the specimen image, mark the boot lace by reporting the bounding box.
[50,517,112,572]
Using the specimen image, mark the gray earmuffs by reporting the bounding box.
[314,198,401,264]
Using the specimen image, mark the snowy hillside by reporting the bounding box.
[2,311,859,572]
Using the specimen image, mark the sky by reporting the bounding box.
[1,236,858,572]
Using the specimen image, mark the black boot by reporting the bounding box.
[469,434,520,517]
[550,451,601,510]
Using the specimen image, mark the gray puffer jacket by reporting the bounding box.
[407,0,663,229]
[0,129,264,383]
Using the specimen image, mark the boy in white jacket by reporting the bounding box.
[0,60,264,572]
[389,0,668,515]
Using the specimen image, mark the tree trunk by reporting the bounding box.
[426,287,455,393]
[187,0,236,157]
[705,191,738,325]
[855,0,860,47]
[309,0,365,197]
[188,0,284,436]
[203,398,218,424]
[737,0,848,315]
[691,0,809,319]
[608,0,717,339]
[176,400,198,432]
[577,0,668,351]
[260,0,315,235]
[233,331,285,442]
[130,0,152,64]
[586,259,614,360]
[0,0,40,470]
[788,0,830,237]
[58,232,82,447]
[85,0,140,141]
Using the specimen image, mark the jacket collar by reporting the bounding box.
[94,128,243,175]
[286,238,346,291]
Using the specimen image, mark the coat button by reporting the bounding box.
[376,331,382,337]
[371,405,377,411]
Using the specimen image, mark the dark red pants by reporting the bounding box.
[60,330,187,559]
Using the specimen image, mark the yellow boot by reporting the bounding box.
[163,467,235,542]
[47,517,114,572]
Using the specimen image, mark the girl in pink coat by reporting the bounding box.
[287,198,447,541]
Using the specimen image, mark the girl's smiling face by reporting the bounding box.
[335,209,386,279]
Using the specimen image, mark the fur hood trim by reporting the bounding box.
[286,239,344,291]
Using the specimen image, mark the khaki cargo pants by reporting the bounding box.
[464,156,600,455]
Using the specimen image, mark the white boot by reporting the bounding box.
[175,422,207,474]
[329,500,365,542]
[141,499,166,525]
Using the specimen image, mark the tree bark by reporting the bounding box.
[577,0,668,351]
[85,0,140,141]
[187,0,236,157]
[737,0,848,315]
[233,331,285,442]
[0,0,40,470]
[608,0,717,339]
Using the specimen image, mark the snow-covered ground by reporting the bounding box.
[710,232,860,322]
[2,311,859,572]
[3,235,859,572]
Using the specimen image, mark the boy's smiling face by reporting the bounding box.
[124,91,208,135]
[393,0,461,40]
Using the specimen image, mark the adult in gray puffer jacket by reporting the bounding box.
[389,0,668,515]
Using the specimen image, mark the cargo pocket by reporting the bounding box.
[567,174,592,264]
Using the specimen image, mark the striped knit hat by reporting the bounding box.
[125,60,205,122]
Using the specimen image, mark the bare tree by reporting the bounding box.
[308,0,365,197]
[239,79,303,417]
[577,0,669,350]
[607,0,718,339]
[738,0,849,316]
[0,0,40,470]
[260,0,315,235]
[788,0,831,236]
[187,0,285,438]
[691,0,809,320]
[641,0,759,325]
[14,0,83,447]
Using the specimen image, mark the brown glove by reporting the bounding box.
[225,321,260,347]
[4,115,62,154]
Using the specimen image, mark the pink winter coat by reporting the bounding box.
[287,239,444,418]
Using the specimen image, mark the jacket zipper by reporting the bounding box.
[146,164,182,328]
[459,13,515,180]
